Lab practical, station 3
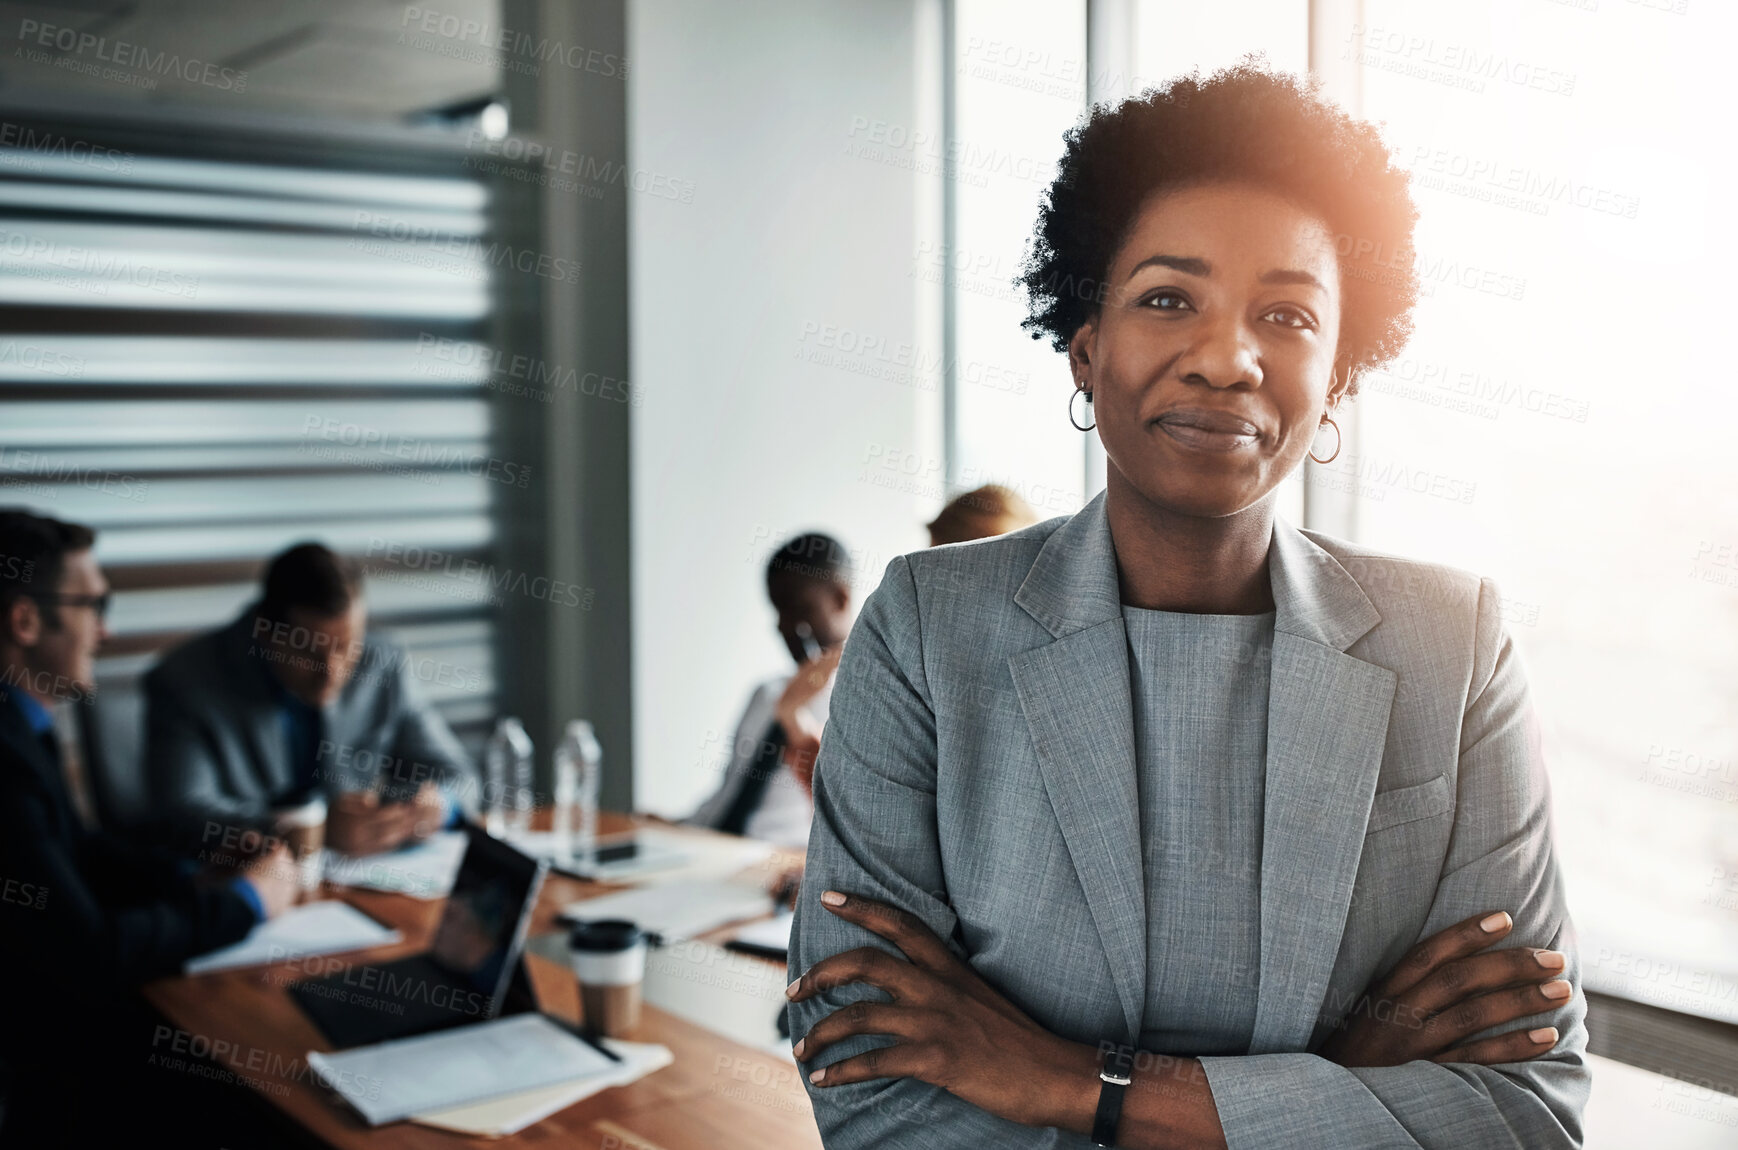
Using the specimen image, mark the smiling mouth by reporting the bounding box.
[1153,410,1263,452]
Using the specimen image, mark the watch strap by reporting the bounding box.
[1091,1043,1135,1146]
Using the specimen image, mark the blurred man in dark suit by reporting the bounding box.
[144,542,476,857]
[0,508,296,1146]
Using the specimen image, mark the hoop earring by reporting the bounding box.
[1068,387,1095,432]
[1309,416,1342,465]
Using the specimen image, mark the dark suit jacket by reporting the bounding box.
[0,692,255,1053]
[143,609,477,837]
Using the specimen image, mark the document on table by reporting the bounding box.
[513,825,775,885]
[728,908,794,957]
[560,877,775,941]
[306,1014,622,1126]
[410,1038,674,1137]
[322,830,467,899]
[184,900,400,975]
[509,828,692,880]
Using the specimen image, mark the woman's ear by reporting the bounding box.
[1067,319,1097,392]
[1326,357,1354,411]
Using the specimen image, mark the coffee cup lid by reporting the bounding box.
[569,918,645,952]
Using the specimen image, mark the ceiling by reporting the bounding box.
[0,0,501,123]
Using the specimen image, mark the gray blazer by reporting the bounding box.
[788,492,1589,1149]
[143,610,476,832]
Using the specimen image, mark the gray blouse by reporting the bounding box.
[1122,605,1275,1056]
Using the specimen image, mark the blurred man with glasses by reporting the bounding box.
[0,507,295,1146]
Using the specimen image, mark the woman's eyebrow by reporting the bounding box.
[1127,254,1208,280]
[1259,267,1325,290]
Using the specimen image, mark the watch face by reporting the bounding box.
[1101,1041,1137,1076]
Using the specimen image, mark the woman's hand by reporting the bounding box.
[786,890,1097,1129]
[1319,910,1572,1067]
[776,646,841,795]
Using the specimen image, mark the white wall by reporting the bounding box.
[628,0,944,816]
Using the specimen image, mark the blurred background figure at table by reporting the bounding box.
[766,495,1043,907]
[0,508,297,1147]
[925,484,1040,548]
[143,542,476,857]
[683,532,855,850]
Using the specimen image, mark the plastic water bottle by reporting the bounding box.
[484,717,534,838]
[553,720,603,871]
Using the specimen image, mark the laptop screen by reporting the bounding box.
[427,823,547,1014]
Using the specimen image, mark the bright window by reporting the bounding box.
[950,0,1088,520]
[1350,0,1738,1020]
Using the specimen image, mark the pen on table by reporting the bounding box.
[541,1012,624,1063]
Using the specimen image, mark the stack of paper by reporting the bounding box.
[185,900,401,974]
[306,1014,633,1126]
[513,825,776,885]
[508,828,692,881]
[322,830,468,899]
[411,1038,674,1137]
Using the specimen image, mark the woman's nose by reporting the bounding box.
[1178,314,1262,389]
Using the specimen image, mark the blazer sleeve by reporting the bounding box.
[788,556,1096,1149]
[0,782,256,983]
[1196,576,1591,1149]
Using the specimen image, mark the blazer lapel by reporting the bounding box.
[1248,521,1396,1053]
[1008,493,1146,1045]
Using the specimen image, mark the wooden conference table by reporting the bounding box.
[142,813,823,1150]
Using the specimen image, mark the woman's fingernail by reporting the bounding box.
[792,1038,806,1058]
[1530,1027,1559,1044]
[809,1067,826,1084]
[785,978,802,999]
[820,890,847,907]
[1480,912,1511,933]
[1534,950,1566,969]
[1541,980,1572,1000]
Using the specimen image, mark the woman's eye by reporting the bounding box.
[1142,289,1191,311]
[1264,305,1317,330]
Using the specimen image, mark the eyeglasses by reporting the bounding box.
[29,591,113,620]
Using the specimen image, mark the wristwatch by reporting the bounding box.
[1091,1042,1135,1147]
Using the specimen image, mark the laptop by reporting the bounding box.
[291,822,549,1049]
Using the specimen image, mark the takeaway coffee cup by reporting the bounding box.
[569,919,647,1038]
[273,796,328,897]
